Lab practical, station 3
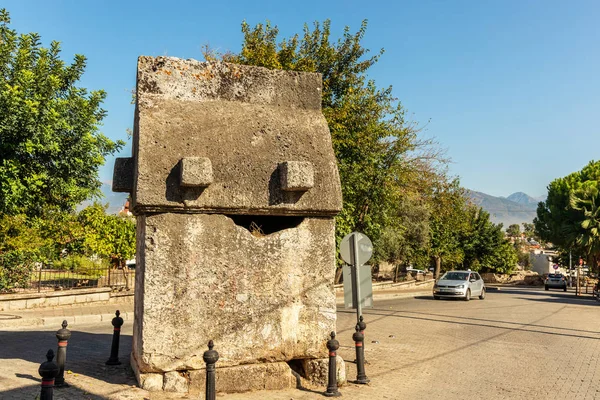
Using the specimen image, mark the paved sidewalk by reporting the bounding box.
[3,287,600,399]
[336,285,433,303]
[0,298,134,330]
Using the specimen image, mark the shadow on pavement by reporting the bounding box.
[0,383,106,399]
[515,295,598,306]
[0,328,135,394]
[360,307,600,336]
[491,287,598,306]
[339,306,600,341]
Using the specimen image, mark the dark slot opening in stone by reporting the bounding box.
[286,359,306,383]
[227,215,304,236]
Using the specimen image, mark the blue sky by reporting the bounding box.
[4,0,599,205]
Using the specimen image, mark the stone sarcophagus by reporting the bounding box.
[113,56,342,393]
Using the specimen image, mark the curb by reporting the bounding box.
[336,290,434,305]
[0,310,133,330]
[5,287,436,329]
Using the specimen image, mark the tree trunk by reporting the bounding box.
[394,264,400,283]
[434,256,441,280]
[334,266,343,284]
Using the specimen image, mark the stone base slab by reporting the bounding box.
[131,356,347,394]
[189,361,296,393]
[302,356,346,387]
[132,352,299,394]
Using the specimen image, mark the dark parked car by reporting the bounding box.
[545,273,567,292]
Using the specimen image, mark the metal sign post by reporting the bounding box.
[340,232,373,318]
[569,251,572,288]
[351,233,362,322]
[339,231,373,385]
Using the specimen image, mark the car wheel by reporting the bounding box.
[464,289,471,301]
[545,285,549,291]
[433,295,440,300]
[479,288,486,300]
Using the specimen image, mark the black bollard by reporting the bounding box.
[358,315,367,363]
[203,340,219,400]
[324,331,342,397]
[106,310,124,365]
[39,349,59,400]
[54,320,71,387]
[352,324,370,384]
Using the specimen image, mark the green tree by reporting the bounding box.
[0,213,48,291]
[0,9,124,216]
[569,180,600,268]
[375,193,430,280]
[428,179,468,278]
[214,20,446,281]
[462,208,517,273]
[506,224,521,238]
[535,160,600,257]
[522,223,535,238]
[77,204,136,267]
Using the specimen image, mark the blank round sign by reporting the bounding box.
[340,232,373,265]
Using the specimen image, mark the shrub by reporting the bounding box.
[0,250,35,292]
[53,255,108,277]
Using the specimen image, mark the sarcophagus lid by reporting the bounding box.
[114,56,342,217]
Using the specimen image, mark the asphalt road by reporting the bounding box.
[2,287,600,399]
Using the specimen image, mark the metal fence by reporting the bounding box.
[2,265,135,294]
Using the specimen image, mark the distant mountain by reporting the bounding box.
[466,190,538,227]
[506,192,540,206]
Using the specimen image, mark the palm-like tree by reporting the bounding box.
[569,181,600,266]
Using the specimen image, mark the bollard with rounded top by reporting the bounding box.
[203,340,219,400]
[324,331,342,397]
[358,315,366,335]
[358,315,368,364]
[106,310,124,365]
[54,320,71,387]
[39,349,59,400]
[352,324,370,384]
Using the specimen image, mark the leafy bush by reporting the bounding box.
[53,255,108,277]
[0,250,34,292]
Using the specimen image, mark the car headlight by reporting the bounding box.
[457,284,464,288]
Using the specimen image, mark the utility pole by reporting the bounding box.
[569,251,572,288]
[576,256,582,296]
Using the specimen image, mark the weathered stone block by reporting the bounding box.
[25,297,45,309]
[140,373,163,391]
[129,57,342,216]
[57,295,76,305]
[188,362,296,393]
[133,213,336,373]
[179,157,213,187]
[280,161,314,191]
[301,356,346,386]
[163,371,188,393]
[112,157,134,192]
[122,56,342,394]
[8,300,27,310]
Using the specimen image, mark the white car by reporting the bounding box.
[406,268,425,275]
[433,271,486,301]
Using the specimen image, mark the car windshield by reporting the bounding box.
[441,272,469,281]
[548,274,562,278]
